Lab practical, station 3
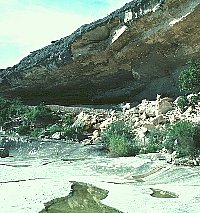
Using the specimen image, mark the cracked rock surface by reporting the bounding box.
[1,141,200,213]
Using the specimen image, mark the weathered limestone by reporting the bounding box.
[0,0,199,105]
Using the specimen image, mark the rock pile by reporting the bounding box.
[43,94,199,148]
[56,94,199,165]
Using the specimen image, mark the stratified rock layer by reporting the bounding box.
[0,0,199,105]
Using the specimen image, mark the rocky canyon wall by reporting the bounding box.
[0,0,199,104]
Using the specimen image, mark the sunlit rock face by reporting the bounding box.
[0,0,199,105]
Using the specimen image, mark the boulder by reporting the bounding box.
[0,0,199,105]
[82,139,93,146]
[151,115,166,125]
[51,132,61,140]
[143,123,156,130]
[138,100,157,117]
[157,100,173,115]
[91,130,100,141]
[99,117,114,130]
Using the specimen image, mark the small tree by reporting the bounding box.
[179,59,200,94]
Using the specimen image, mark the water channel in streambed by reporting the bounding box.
[1,139,200,213]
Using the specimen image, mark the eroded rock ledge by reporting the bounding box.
[0,0,199,105]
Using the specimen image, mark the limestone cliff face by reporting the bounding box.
[0,0,199,104]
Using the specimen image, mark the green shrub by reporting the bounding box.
[46,124,77,139]
[176,96,189,112]
[179,59,200,93]
[177,94,198,112]
[62,114,74,125]
[193,125,200,149]
[16,125,31,135]
[188,94,198,106]
[29,128,44,138]
[47,124,62,135]
[0,97,25,124]
[108,134,140,157]
[26,104,59,127]
[63,125,77,138]
[164,121,200,157]
[142,128,166,153]
[101,121,140,157]
[102,121,132,140]
[143,121,200,157]
[60,114,76,138]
